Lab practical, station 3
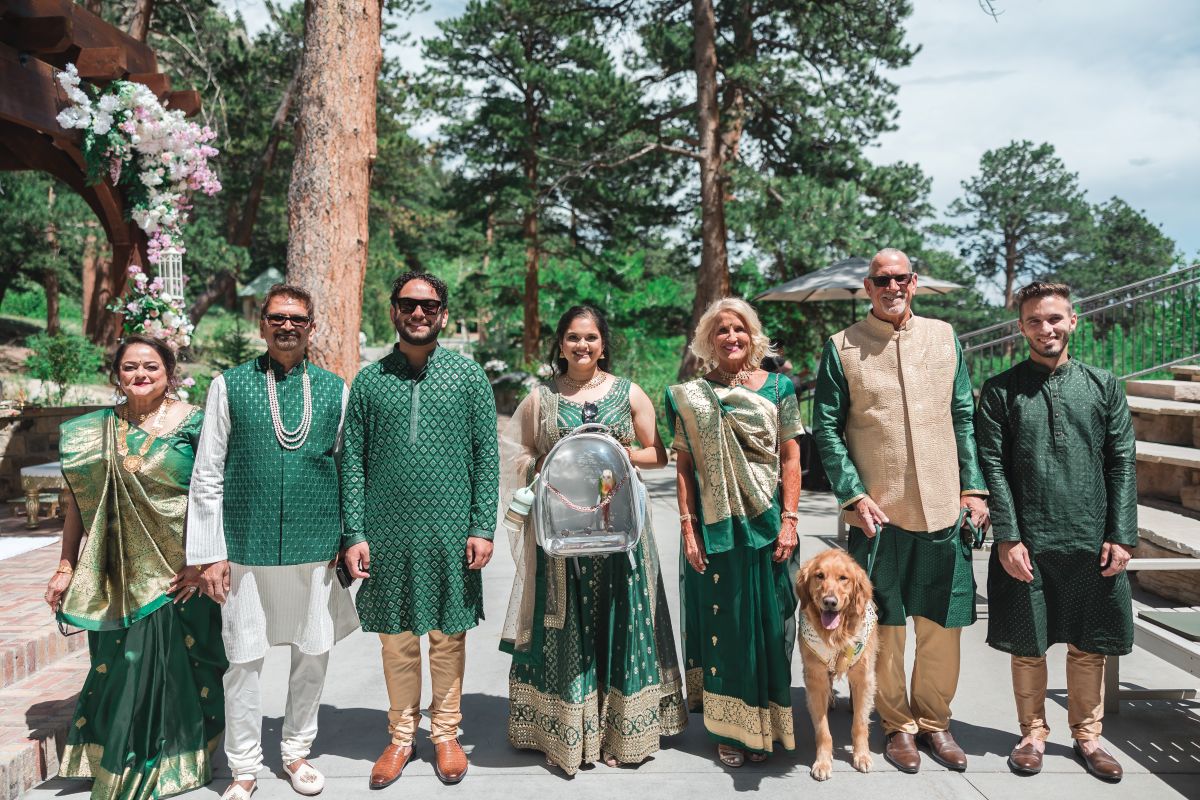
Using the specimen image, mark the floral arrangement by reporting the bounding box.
[108,265,195,351]
[55,63,221,263]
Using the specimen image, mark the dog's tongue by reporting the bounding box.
[820,610,841,630]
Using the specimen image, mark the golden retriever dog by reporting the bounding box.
[796,548,878,781]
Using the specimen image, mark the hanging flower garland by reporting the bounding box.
[55,63,221,264]
[110,265,195,351]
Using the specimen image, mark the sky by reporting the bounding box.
[222,0,1200,259]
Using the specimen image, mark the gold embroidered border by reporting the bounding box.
[508,677,686,774]
[683,669,795,752]
[60,739,213,798]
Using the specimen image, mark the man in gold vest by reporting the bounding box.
[812,248,990,774]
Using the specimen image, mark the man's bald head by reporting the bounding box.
[869,248,911,276]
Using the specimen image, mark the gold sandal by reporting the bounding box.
[717,744,744,768]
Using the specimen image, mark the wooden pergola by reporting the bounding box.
[0,0,200,342]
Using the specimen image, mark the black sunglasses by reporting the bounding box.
[868,273,915,288]
[393,298,444,315]
[581,401,599,424]
[56,608,84,637]
[263,312,313,328]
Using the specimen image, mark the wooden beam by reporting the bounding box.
[0,15,72,53]
[127,71,169,97]
[165,90,201,117]
[0,42,74,140]
[4,0,157,73]
[75,45,126,79]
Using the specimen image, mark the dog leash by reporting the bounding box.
[864,507,983,580]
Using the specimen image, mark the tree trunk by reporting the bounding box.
[1003,232,1018,309]
[285,0,381,380]
[43,270,61,336]
[128,0,155,41]
[679,0,730,379]
[520,74,542,365]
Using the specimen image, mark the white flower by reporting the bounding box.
[92,111,113,135]
[522,375,539,391]
[139,170,163,187]
[536,363,554,378]
[484,359,508,373]
[97,94,120,113]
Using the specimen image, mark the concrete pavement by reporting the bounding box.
[28,468,1200,799]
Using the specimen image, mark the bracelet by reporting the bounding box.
[55,564,74,575]
[781,511,800,522]
[679,513,697,523]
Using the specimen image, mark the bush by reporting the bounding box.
[24,332,105,404]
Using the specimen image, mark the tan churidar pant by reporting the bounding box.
[876,617,961,735]
[1011,644,1105,741]
[379,630,466,745]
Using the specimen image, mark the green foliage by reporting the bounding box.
[0,289,83,323]
[1054,197,1181,298]
[24,333,106,405]
[950,140,1091,307]
[210,317,255,372]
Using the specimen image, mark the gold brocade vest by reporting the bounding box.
[833,313,961,532]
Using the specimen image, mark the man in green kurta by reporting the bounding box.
[975,281,1137,783]
[341,271,499,788]
[813,248,989,774]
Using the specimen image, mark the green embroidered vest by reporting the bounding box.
[223,354,344,565]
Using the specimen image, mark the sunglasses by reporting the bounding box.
[868,273,915,288]
[393,298,444,315]
[581,401,599,424]
[263,313,313,328]
[56,607,84,637]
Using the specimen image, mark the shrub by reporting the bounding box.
[24,332,105,405]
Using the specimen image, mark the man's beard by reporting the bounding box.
[397,319,444,346]
[272,332,301,351]
[1030,332,1069,359]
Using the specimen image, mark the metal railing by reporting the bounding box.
[959,264,1200,388]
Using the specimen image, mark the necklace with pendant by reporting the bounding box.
[116,397,172,473]
[266,360,313,450]
[558,371,607,391]
[712,366,753,387]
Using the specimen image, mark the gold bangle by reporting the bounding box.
[55,565,74,575]
[679,513,697,523]
[781,511,800,522]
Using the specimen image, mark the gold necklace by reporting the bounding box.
[116,397,172,473]
[712,366,753,387]
[558,371,607,391]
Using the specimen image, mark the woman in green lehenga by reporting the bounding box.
[43,334,226,799]
[500,306,687,775]
[666,297,803,768]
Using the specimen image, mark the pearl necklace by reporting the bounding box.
[712,366,753,387]
[558,371,607,391]
[266,361,312,450]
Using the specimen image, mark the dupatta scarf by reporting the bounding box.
[58,409,194,631]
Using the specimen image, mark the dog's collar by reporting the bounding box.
[800,602,877,674]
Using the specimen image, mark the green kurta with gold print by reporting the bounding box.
[976,357,1138,657]
[342,346,499,634]
[57,409,226,800]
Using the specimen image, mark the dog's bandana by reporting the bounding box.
[800,602,878,674]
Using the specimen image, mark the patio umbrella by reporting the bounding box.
[753,256,964,303]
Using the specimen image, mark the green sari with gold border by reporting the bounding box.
[666,374,802,755]
[56,408,226,799]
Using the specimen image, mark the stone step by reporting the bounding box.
[0,649,85,800]
[1134,504,1200,606]
[1126,379,1200,403]
[1128,395,1200,417]
[1171,364,1200,381]
[1136,439,1200,469]
[0,543,88,692]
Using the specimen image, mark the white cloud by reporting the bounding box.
[872,0,1200,258]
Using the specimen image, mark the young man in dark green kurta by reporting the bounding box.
[976,281,1137,783]
[341,271,499,788]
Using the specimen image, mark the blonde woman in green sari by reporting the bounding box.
[666,298,803,768]
[43,334,226,799]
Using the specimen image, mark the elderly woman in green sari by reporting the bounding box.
[43,334,226,800]
[666,298,803,768]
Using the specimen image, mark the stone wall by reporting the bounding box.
[0,406,105,500]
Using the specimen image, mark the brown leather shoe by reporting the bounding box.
[369,743,415,790]
[1007,742,1043,775]
[917,730,967,771]
[1074,741,1123,783]
[434,738,469,784]
[884,732,921,774]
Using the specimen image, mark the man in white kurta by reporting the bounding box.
[187,285,358,799]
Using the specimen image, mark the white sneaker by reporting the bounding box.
[286,760,325,796]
